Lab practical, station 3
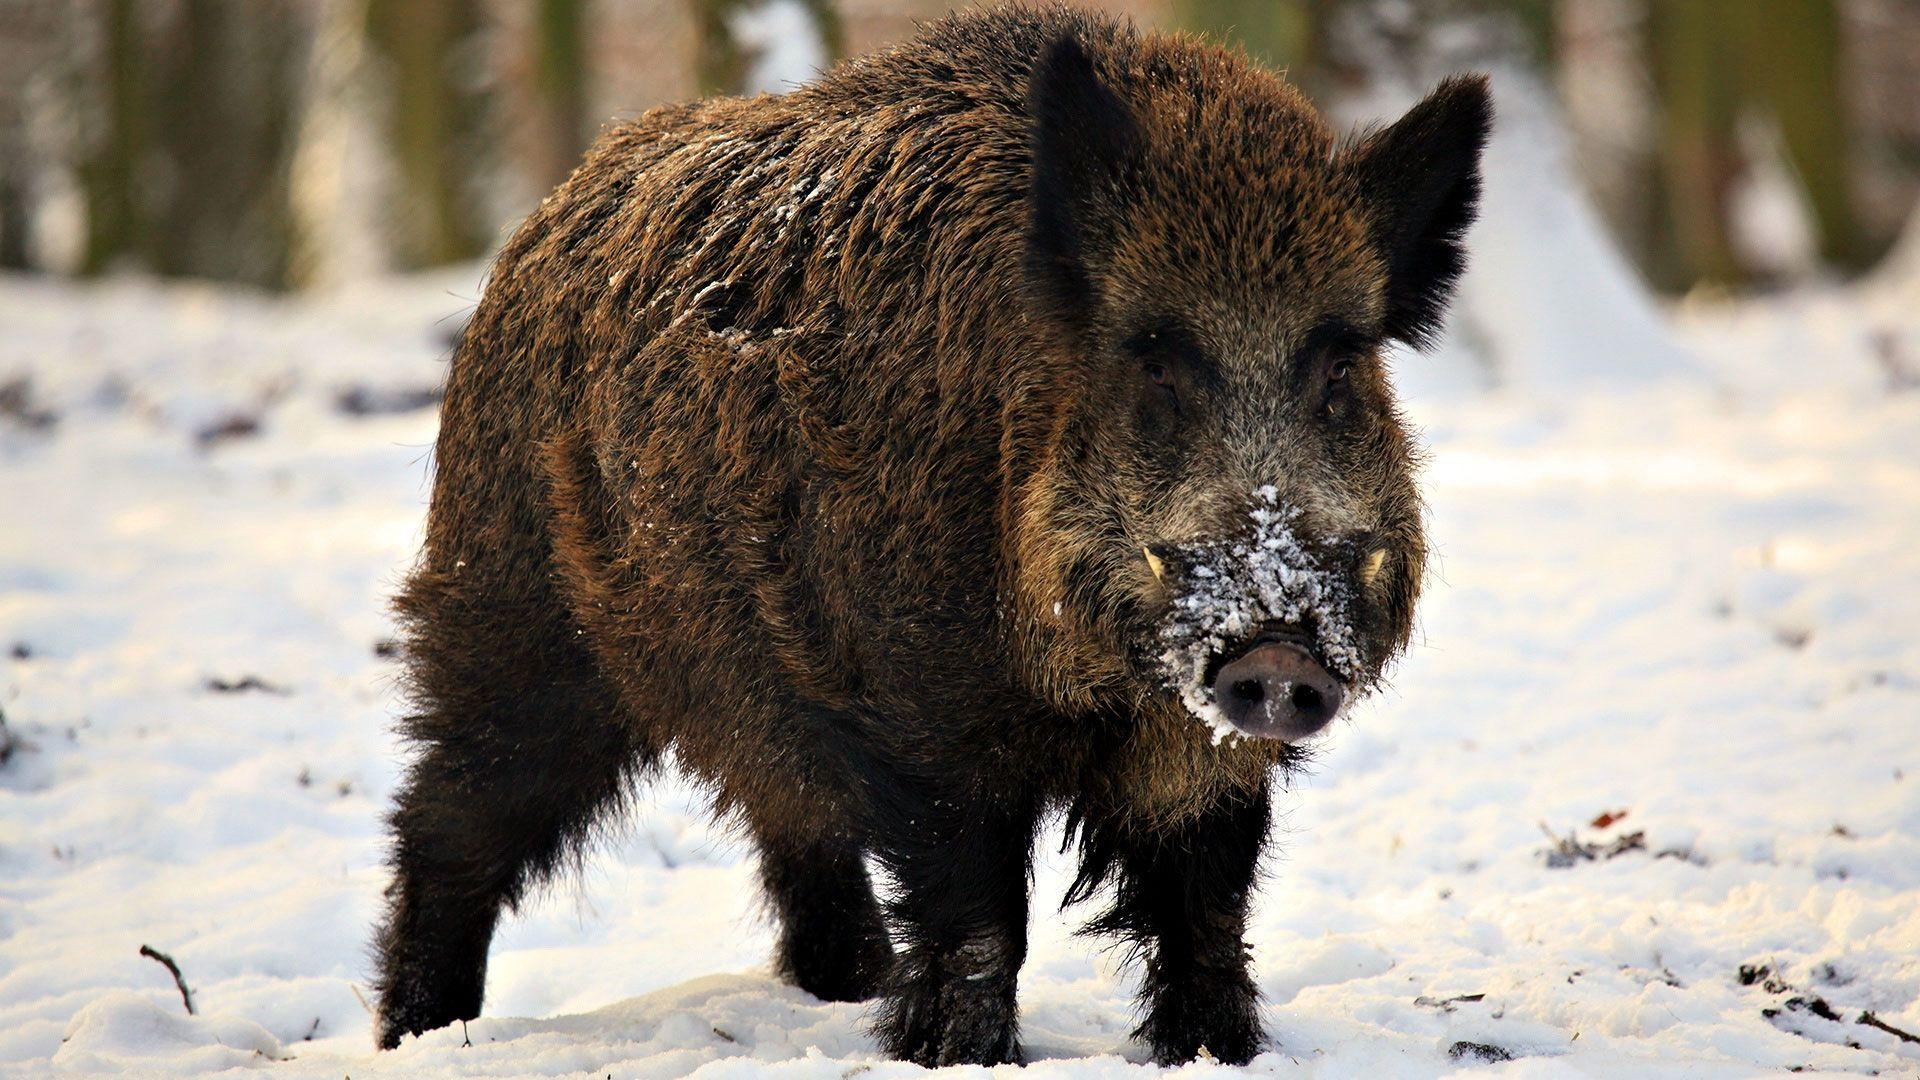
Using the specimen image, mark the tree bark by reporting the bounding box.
[531,0,588,188]
[78,0,147,276]
[1737,0,1866,272]
[365,0,490,267]
[1646,0,1745,289]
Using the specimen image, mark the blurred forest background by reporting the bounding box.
[0,0,1915,297]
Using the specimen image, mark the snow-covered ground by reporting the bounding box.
[5,228,1920,1075]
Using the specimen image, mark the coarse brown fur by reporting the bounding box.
[373,4,1489,1066]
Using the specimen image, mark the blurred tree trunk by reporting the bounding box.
[365,0,489,267]
[692,0,842,97]
[78,0,148,276]
[1646,0,1866,288]
[72,0,307,287]
[0,136,24,269]
[1504,0,1557,65]
[147,0,308,288]
[1645,0,1744,289]
[0,1,52,270]
[531,0,589,187]
[1172,0,1327,86]
[1737,0,1868,272]
[691,0,742,97]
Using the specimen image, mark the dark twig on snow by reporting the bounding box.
[1739,963,1792,994]
[0,376,58,431]
[1538,822,1646,868]
[1414,992,1485,1013]
[1873,330,1920,393]
[1767,995,1844,1024]
[1858,1011,1920,1044]
[335,384,442,417]
[194,413,261,450]
[1744,965,1920,1047]
[203,675,289,695]
[139,944,196,1015]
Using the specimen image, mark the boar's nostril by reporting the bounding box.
[1290,683,1323,713]
[1230,678,1264,707]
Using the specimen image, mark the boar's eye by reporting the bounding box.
[1322,355,1358,415]
[1300,318,1373,413]
[1124,322,1205,408]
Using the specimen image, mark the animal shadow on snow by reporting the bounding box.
[421,972,1130,1066]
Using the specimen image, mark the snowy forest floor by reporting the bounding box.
[2,265,1918,1078]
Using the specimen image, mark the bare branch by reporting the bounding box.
[1859,1011,1920,1045]
[138,944,195,1015]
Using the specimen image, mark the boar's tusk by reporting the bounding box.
[1142,546,1166,583]
[1360,548,1387,587]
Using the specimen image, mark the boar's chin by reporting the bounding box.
[1152,488,1364,744]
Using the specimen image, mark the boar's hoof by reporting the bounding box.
[876,948,1022,1067]
[1138,969,1263,1066]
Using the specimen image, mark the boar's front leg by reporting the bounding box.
[869,782,1040,1067]
[1075,782,1272,1065]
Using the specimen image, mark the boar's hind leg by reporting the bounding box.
[755,830,894,1002]
[870,786,1040,1067]
[1070,783,1272,1066]
[373,604,648,1049]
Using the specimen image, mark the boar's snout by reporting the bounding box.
[1211,635,1343,741]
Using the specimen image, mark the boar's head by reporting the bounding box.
[1010,33,1489,743]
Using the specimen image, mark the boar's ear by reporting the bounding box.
[1025,33,1138,328]
[1349,74,1492,349]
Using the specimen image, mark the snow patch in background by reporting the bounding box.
[1337,59,1704,401]
[727,0,828,95]
[1731,116,1824,282]
[1454,69,1705,392]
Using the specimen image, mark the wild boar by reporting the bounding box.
[373,4,1488,1066]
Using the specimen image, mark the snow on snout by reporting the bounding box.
[1157,487,1362,743]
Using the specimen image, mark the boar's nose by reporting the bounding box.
[1211,640,1343,741]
